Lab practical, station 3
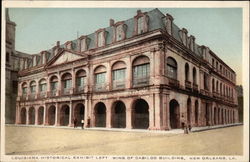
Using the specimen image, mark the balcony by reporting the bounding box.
[48,90,57,97]
[38,91,46,99]
[20,94,27,101]
[133,77,149,87]
[193,83,198,92]
[29,93,36,100]
[94,83,107,91]
[167,77,179,88]
[212,91,220,99]
[62,88,72,95]
[200,89,210,96]
[75,86,85,93]
[185,80,192,90]
[113,80,125,90]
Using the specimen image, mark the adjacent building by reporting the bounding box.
[14,9,239,130]
[5,9,31,124]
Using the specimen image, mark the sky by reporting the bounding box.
[8,8,242,85]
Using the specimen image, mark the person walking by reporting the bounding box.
[81,119,84,129]
[73,118,77,128]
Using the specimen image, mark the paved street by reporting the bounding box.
[5,125,243,155]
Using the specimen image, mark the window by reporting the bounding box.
[64,80,72,89]
[39,79,47,92]
[112,61,126,89]
[76,70,86,89]
[12,81,18,93]
[95,73,106,84]
[30,81,36,93]
[80,38,86,52]
[97,32,104,47]
[116,25,123,41]
[113,69,125,81]
[6,52,10,62]
[212,59,214,67]
[204,73,209,90]
[166,57,177,80]
[193,67,197,84]
[133,56,150,86]
[137,17,144,34]
[185,63,189,81]
[51,82,58,90]
[94,65,107,91]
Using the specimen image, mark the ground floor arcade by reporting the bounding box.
[16,92,239,130]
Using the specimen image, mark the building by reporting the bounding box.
[14,9,239,130]
[5,9,31,124]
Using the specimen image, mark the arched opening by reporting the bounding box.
[195,100,199,125]
[61,73,72,95]
[60,105,70,126]
[20,108,26,124]
[187,98,191,125]
[133,99,149,129]
[205,103,209,126]
[185,63,189,81]
[193,67,197,84]
[76,70,86,92]
[216,81,219,92]
[214,107,217,125]
[222,109,225,124]
[220,83,222,95]
[48,106,56,125]
[38,106,44,125]
[132,55,150,87]
[21,82,28,98]
[94,65,107,91]
[28,107,35,125]
[74,103,85,127]
[112,101,126,128]
[232,111,235,123]
[166,57,177,80]
[50,75,58,96]
[94,102,106,127]
[169,99,180,129]
[112,61,126,89]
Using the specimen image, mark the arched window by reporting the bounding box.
[193,67,197,84]
[216,81,219,92]
[22,82,28,95]
[132,55,150,87]
[39,79,47,98]
[76,70,86,92]
[39,79,47,92]
[30,81,36,94]
[112,61,126,89]
[220,83,222,95]
[166,57,177,80]
[61,73,72,94]
[50,76,58,96]
[204,73,209,90]
[185,63,189,81]
[94,65,107,91]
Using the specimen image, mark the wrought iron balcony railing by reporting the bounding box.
[133,77,149,87]
[112,80,125,89]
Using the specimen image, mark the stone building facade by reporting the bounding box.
[15,9,239,130]
[5,9,31,124]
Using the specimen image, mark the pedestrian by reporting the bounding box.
[81,119,84,129]
[87,116,90,128]
[73,118,77,128]
[188,124,192,132]
[183,122,188,134]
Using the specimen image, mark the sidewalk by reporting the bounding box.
[5,123,243,134]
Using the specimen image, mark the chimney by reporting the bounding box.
[24,58,28,69]
[137,10,142,15]
[200,45,209,60]
[56,41,60,47]
[41,51,48,64]
[110,19,114,26]
[189,35,195,52]
[32,55,37,67]
[166,13,174,35]
[65,41,72,50]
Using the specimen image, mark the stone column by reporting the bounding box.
[106,101,112,128]
[44,105,48,125]
[35,107,39,125]
[35,79,39,99]
[153,93,162,130]
[15,104,20,124]
[26,107,29,125]
[149,94,155,130]
[58,72,62,96]
[126,57,132,89]
[71,69,76,94]
[84,99,88,128]
[69,101,73,127]
[56,103,60,126]
[107,62,112,91]
[191,98,195,126]
[162,93,170,130]
[126,107,132,129]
